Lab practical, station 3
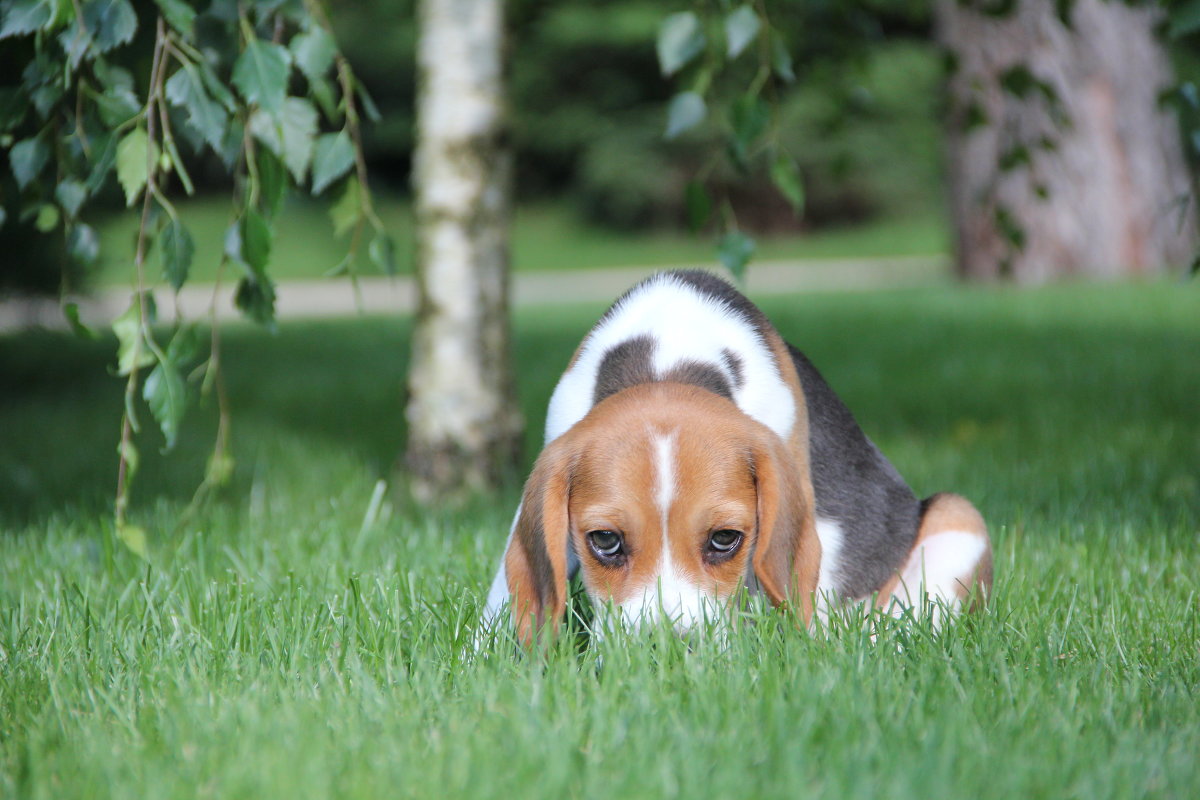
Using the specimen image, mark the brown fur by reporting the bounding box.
[503,382,822,645]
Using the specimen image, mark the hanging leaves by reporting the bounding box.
[665,91,707,139]
[232,37,292,113]
[724,5,761,60]
[657,12,706,77]
[0,0,395,528]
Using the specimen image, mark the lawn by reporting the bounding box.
[91,195,949,287]
[1,281,1198,798]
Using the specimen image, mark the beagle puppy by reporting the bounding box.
[483,270,992,644]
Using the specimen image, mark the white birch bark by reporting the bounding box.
[405,0,520,500]
[937,0,1196,282]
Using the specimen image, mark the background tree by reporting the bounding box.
[936,0,1196,282]
[404,0,520,501]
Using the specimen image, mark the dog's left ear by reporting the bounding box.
[503,436,574,646]
[750,431,822,623]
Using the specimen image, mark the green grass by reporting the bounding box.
[2,282,1198,799]
[91,195,948,287]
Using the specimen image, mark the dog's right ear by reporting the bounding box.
[504,437,574,646]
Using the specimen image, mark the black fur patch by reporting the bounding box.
[593,335,733,404]
[663,360,732,400]
[593,336,656,405]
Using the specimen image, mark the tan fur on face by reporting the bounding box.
[503,381,822,643]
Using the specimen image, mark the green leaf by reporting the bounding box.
[311,129,354,195]
[665,91,706,140]
[249,98,317,183]
[67,222,100,265]
[239,208,271,274]
[10,137,49,189]
[85,132,119,194]
[144,355,187,450]
[369,232,397,275]
[234,276,276,325]
[685,180,711,233]
[232,37,291,113]
[116,128,157,206]
[0,86,27,131]
[93,82,141,127]
[112,299,156,376]
[0,0,52,39]
[34,204,59,232]
[165,63,228,151]
[256,148,287,219]
[63,301,98,339]
[1170,0,1200,38]
[657,11,705,77]
[81,0,137,53]
[55,179,88,218]
[154,0,195,37]
[198,60,236,111]
[729,93,768,167]
[769,152,804,216]
[330,175,361,237]
[290,26,336,83]
[771,32,795,83]
[116,521,148,560]
[724,5,760,60]
[159,218,194,290]
[717,231,755,283]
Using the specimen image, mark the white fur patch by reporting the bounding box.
[653,432,676,528]
[543,274,795,444]
[888,530,988,629]
[813,517,844,617]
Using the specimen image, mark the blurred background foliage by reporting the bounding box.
[334,0,940,232]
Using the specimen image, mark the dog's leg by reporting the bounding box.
[879,493,992,629]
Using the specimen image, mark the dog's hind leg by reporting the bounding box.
[878,493,992,629]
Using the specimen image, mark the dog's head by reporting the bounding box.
[504,381,820,644]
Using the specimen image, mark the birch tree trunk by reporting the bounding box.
[937,0,1196,282]
[405,0,521,501]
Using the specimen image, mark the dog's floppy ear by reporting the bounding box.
[504,437,574,646]
[750,432,822,624]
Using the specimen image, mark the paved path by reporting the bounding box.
[0,255,943,333]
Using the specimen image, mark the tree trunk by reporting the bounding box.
[405,0,521,502]
[937,0,1196,282]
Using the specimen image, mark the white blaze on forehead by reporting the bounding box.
[653,432,676,528]
[609,430,714,632]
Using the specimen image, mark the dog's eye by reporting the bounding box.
[708,529,743,553]
[588,530,624,560]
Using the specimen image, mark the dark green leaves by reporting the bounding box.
[369,232,397,275]
[153,0,196,38]
[56,179,88,218]
[239,208,272,274]
[9,136,49,189]
[1169,0,1200,38]
[729,93,768,167]
[159,218,194,290]
[657,12,705,77]
[685,180,711,233]
[665,91,706,139]
[143,357,186,449]
[165,63,229,151]
[232,37,291,113]
[0,0,52,40]
[249,98,318,182]
[769,152,804,216]
[724,5,760,60]
[81,0,138,53]
[311,129,355,195]
[718,231,755,283]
